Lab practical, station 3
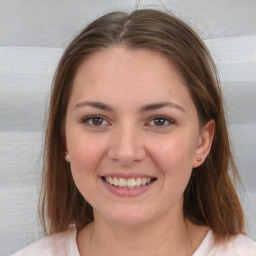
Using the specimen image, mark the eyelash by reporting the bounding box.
[147,115,175,127]
[81,115,110,127]
[81,115,175,128]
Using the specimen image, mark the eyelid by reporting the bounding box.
[80,114,175,128]
[146,115,175,127]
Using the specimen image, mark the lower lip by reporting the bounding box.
[101,178,155,197]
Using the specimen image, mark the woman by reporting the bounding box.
[13,9,256,256]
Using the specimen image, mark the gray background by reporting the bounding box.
[0,0,256,255]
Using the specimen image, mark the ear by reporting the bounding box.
[193,119,215,168]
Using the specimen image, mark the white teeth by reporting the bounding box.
[127,178,136,188]
[136,177,142,186]
[104,177,153,189]
[113,177,118,186]
[109,177,113,185]
[141,178,147,186]
[119,178,126,188]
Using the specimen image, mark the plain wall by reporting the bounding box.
[0,1,256,255]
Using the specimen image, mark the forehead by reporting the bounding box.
[69,47,194,111]
[73,47,186,89]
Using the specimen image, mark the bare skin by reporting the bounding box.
[65,47,214,256]
[77,218,209,256]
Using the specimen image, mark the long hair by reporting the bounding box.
[40,9,245,240]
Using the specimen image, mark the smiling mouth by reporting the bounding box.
[102,176,157,189]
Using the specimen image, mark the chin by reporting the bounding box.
[100,207,155,228]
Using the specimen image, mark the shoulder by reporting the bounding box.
[11,228,79,256]
[211,233,256,255]
[195,230,256,256]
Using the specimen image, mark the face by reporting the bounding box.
[65,47,214,227]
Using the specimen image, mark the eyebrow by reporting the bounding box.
[74,101,114,111]
[140,102,185,113]
[74,101,185,113]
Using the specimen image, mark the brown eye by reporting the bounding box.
[91,117,103,125]
[82,115,109,127]
[154,117,167,126]
[147,115,174,127]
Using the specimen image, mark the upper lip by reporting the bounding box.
[100,173,156,179]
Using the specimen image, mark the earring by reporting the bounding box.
[65,152,71,161]
[196,158,201,161]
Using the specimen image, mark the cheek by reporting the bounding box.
[66,132,106,182]
[149,133,198,175]
[156,133,197,158]
[67,137,106,204]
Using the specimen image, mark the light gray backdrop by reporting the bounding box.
[0,0,256,255]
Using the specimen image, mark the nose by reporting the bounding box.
[107,124,146,166]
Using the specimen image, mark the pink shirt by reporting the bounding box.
[12,228,256,256]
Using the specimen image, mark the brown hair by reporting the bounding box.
[40,9,245,240]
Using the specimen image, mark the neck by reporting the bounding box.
[77,211,197,256]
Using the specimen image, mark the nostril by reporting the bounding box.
[107,145,147,165]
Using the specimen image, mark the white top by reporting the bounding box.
[12,228,256,256]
